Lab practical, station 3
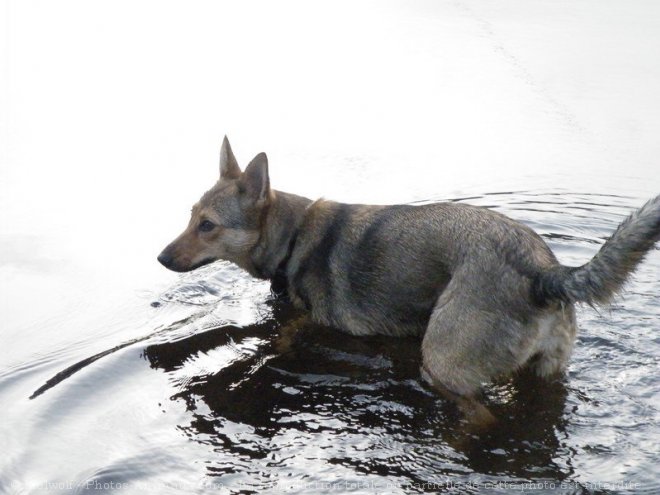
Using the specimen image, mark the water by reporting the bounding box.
[2,1,660,494]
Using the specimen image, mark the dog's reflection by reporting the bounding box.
[143,297,573,481]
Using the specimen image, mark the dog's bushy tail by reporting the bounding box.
[534,194,660,306]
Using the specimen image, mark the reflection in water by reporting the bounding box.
[143,292,574,492]
[8,191,660,494]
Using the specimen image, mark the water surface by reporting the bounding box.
[2,1,660,494]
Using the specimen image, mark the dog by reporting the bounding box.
[158,137,660,424]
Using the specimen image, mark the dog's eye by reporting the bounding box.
[198,220,215,232]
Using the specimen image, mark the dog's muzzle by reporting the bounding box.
[157,251,176,270]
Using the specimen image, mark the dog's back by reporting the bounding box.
[286,200,559,338]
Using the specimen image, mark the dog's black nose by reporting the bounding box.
[157,251,174,268]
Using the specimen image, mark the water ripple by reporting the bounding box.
[3,190,659,493]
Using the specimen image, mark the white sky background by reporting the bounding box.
[1,0,660,333]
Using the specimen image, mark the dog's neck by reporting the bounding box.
[249,190,313,284]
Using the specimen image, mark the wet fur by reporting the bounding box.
[159,138,660,422]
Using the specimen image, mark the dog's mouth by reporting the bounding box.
[187,257,217,272]
[158,252,217,273]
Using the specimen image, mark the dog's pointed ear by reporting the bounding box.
[219,136,241,179]
[241,152,270,202]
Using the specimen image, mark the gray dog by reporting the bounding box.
[159,138,660,423]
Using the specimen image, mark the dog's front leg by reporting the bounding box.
[273,314,311,355]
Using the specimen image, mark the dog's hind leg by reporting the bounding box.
[421,278,534,427]
[523,305,577,379]
[420,365,496,427]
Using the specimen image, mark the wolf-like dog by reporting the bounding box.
[158,137,660,423]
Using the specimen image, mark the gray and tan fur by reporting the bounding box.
[158,138,660,423]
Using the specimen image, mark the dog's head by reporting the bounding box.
[158,137,271,273]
